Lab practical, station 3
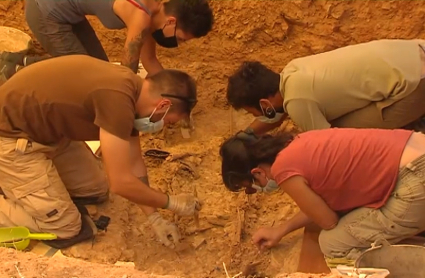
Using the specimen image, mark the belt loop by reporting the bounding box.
[406,162,417,172]
[15,138,29,155]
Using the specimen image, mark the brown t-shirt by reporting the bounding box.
[271,128,413,212]
[0,55,141,144]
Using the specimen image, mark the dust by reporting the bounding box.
[1,0,425,277]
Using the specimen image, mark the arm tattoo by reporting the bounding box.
[139,176,150,187]
[122,28,149,73]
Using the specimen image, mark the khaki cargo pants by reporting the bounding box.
[0,137,108,239]
[319,154,425,260]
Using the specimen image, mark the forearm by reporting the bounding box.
[275,211,313,237]
[137,176,157,216]
[143,58,163,77]
[115,177,168,208]
[248,119,284,135]
[121,29,148,73]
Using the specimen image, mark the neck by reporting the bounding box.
[141,0,162,14]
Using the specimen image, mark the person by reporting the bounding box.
[0,54,200,249]
[0,0,214,81]
[219,127,425,266]
[225,39,425,135]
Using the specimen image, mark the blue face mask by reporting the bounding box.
[252,178,279,193]
[134,106,170,134]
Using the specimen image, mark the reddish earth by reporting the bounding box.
[1,0,425,277]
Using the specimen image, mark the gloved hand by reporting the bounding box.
[165,193,201,216]
[148,212,180,248]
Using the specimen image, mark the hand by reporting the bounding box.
[148,212,180,248]
[166,193,201,217]
[252,227,284,252]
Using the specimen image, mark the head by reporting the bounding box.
[227,61,286,124]
[135,69,198,134]
[219,131,294,194]
[151,0,214,48]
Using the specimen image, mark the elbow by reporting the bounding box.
[108,175,132,195]
[321,217,339,231]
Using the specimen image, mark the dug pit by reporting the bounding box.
[2,0,425,277]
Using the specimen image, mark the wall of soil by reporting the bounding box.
[1,1,424,277]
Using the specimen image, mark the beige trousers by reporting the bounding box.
[0,137,108,239]
[330,78,425,129]
[319,154,425,259]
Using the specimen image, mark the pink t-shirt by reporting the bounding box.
[271,128,413,212]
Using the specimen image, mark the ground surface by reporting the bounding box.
[1,0,425,277]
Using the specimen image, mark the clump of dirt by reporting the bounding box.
[2,0,425,277]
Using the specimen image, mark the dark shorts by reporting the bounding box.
[24,0,109,61]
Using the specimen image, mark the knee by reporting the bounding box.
[39,203,82,239]
[318,229,336,257]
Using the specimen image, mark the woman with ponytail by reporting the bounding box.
[219,128,425,265]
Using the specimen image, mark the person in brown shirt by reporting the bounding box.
[0,54,200,249]
[226,39,425,135]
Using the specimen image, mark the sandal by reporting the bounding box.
[144,149,170,159]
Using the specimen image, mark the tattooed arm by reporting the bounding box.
[122,28,150,73]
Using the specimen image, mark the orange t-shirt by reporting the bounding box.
[271,128,413,212]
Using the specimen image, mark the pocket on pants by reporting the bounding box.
[10,175,63,222]
[347,209,419,245]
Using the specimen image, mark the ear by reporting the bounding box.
[166,16,177,25]
[259,99,275,117]
[156,99,172,112]
[250,167,263,176]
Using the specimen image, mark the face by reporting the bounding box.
[243,99,287,124]
[152,17,194,48]
[227,166,280,195]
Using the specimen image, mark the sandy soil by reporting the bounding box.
[1,0,425,277]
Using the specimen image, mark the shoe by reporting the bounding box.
[42,204,98,249]
[71,192,109,206]
[0,59,17,85]
[0,51,25,65]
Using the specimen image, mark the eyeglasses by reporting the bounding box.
[161,94,198,113]
[224,171,258,195]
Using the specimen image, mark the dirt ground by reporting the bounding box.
[1,0,425,277]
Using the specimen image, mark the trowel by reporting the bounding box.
[0,226,57,250]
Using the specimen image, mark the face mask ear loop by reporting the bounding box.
[148,106,159,120]
[160,106,171,121]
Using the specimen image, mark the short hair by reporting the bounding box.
[164,0,214,38]
[219,132,294,192]
[147,69,198,114]
[227,61,280,110]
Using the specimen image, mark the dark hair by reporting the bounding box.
[148,69,198,114]
[226,61,280,110]
[219,131,294,191]
[164,0,214,38]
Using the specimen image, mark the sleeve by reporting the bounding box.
[285,99,331,131]
[91,89,139,140]
[271,154,304,185]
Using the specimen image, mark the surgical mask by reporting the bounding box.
[152,24,178,48]
[251,178,279,193]
[256,113,285,124]
[134,106,170,134]
[256,101,285,124]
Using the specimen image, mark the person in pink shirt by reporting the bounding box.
[219,128,425,265]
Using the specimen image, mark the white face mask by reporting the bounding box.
[256,102,285,124]
[256,112,285,124]
[251,178,279,193]
[134,106,170,134]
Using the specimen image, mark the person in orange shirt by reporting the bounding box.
[219,128,425,265]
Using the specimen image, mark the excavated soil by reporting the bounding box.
[1,0,425,277]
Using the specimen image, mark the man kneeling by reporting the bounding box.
[226,39,425,135]
[219,128,425,265]
[0,55,200,249]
